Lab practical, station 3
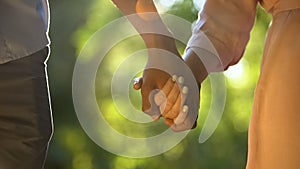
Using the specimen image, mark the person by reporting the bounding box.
[113,0,300,168]
[0,0,52,168]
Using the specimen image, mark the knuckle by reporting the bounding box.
[141,101,151,112]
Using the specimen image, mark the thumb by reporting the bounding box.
[142,86,161,120]
[133,77,143,90]
[133,77,156,114]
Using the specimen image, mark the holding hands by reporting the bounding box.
[134,74,197,129]
[132,48,200,131]
[112,0,203,131]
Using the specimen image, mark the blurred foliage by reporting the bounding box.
[45,0,271,169]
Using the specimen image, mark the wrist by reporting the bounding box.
[183,48,208,85]
[143,34,180,55]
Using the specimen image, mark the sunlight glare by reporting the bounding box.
[193,0,205,11]
[224,61,244,79]
[154,0,182,12]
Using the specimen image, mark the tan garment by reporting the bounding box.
[191,0,300,168]
[248,3,300,169]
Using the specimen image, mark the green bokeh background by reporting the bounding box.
[45,0,271,168]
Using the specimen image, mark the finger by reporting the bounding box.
[177,76,184,85]
[176,76,188,103]
[162,81,180,115]
[174,105,189,125]
[166,85,188,119]
[171,122,191,132]
[142,88,161,120]
[159,101,166,116]
[141,85,154,113]
[154,90,166,106]
[161,77,175,97]
[164,118,174,127]
[152,115,161,121]
[181,86,189,102]
[164,94,181,119]
[163,76,187,115]
[171,112,198,132]
[155,77,175,107]
[171,105,198,132]
[162,82,189,119]
[133,77,143,90]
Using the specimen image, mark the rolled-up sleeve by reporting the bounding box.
[186,0,258,72]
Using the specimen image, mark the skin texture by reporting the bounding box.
[112,0,206,129]
[135,0,157,21]
[134,76,182,126]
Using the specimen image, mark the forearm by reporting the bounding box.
[112,0,178,53]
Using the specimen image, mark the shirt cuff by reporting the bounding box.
[185,31,224,73]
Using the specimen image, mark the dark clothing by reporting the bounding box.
[0,48,52,169]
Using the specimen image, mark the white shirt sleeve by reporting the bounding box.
[184,0,258,73]
[185,30,224,73]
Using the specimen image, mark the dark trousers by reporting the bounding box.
[0,48,53,169]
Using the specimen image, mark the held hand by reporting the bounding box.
[133,68,172,121]
[112,0,201,132]
[133,74,182,124]
[134,75,198,129]
[145,49,200,132]
[158,75,199,129]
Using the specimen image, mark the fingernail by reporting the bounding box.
[182,86,188,94]
[172,75,177,82]
[183,105,189,113]
[178,76,184,84]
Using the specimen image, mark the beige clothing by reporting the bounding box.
[188,0,300,168]
[248,6,300,169]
